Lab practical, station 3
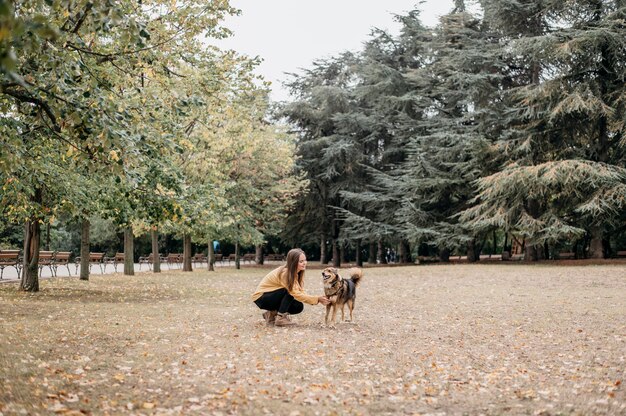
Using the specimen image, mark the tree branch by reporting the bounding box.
[1,84,60,132]
[71,3,93,34]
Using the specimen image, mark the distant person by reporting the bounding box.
[213,240,220,253]
[252,248,330,327]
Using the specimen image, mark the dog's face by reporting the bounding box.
[322,267,339,284]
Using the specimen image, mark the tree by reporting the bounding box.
[0,0,238,290]
[463,0,626,258]
[281,53,363,266]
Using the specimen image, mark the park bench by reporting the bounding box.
[558,252,576,260]
[479,254,502,261]
[242,253,256,264]
[166,253,182,269]
[138,253,161,270]
[615,250,626,258]
[0,249,22,280]
[53,251,72,276]
[227,253,237,264]
[104,252,125,272]
[192,253,207,266]
[265,254,284,262]
[38,251,56,277]
[213,253,224,264]
[448,255,467,262]
[74,252,105,274]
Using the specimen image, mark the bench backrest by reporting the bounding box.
[0,250,20,264]
[115,252,125,262]
[0,250,20,259]
[89,252,105,262]
[55,252,71,263]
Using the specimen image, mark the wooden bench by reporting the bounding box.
[0,250,21,279]
[74,252,105,274]
[138,253,161,270]
[192,253,207,266]
[558,252,576,260]
[227,253,237,264]
[53,251,72,276]
[265,254,284,261]
[38,251,56,276]
[104,252,125,272]
[213,253,224,264]
[166,253,182,269]
[242,253,256,264]
[615,250,626,258]
[479,254,502,261]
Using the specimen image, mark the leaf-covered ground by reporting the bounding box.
[0,263,624,415]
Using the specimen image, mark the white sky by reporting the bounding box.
[214,0,454,101]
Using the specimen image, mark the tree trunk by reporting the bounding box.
[182,233,192,271]
[332,239,340,267]
[340,243,346,264]
[124,227,134,276]
[235,241,240,270]
[588,226,604,259]
[151,228,161,272]
[208,241,215,271]
[368,242,376,264]
[20,219,41,292]
[524,197,544,261]
[355,239,363,267]
[524,244,541,261]
[439,247,450,263]
[377,240,386,264]
[503,233,509,256]
[20,187,43,292]
[467,239,479,263]
[320,234,327,264]
[80,218,90,280]
[400,240,410,263]
[255,244,264,265]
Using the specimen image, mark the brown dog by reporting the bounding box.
[322,267,363,327]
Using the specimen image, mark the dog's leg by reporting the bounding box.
[340,303,345,322]
[325,304,331,326]
[329,304,338,328]
[347,299,354,322]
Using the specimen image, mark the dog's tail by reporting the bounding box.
[348,268,363,287]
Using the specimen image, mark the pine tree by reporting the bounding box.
[463,0,626,259]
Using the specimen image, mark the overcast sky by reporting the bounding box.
[214,0,454,101]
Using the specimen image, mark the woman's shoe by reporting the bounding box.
[275,312,296,327]
[262,310,278,326]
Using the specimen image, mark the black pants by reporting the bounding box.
[254,289,304,315]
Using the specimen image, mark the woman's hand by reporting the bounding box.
[318,296,331,306]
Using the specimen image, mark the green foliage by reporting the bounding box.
[283,0,626,259]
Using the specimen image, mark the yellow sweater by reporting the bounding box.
[251,266,319,305]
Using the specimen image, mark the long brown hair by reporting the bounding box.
[283,248,305,291]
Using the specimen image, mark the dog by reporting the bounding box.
[321,267,363,327]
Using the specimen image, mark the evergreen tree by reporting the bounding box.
[463,0,626,259]
[281,53,359,265]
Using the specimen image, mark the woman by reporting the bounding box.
[252,248,330,327]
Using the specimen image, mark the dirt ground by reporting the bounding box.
[0,262,624,415]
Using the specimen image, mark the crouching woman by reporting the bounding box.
[252,248,330,327]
